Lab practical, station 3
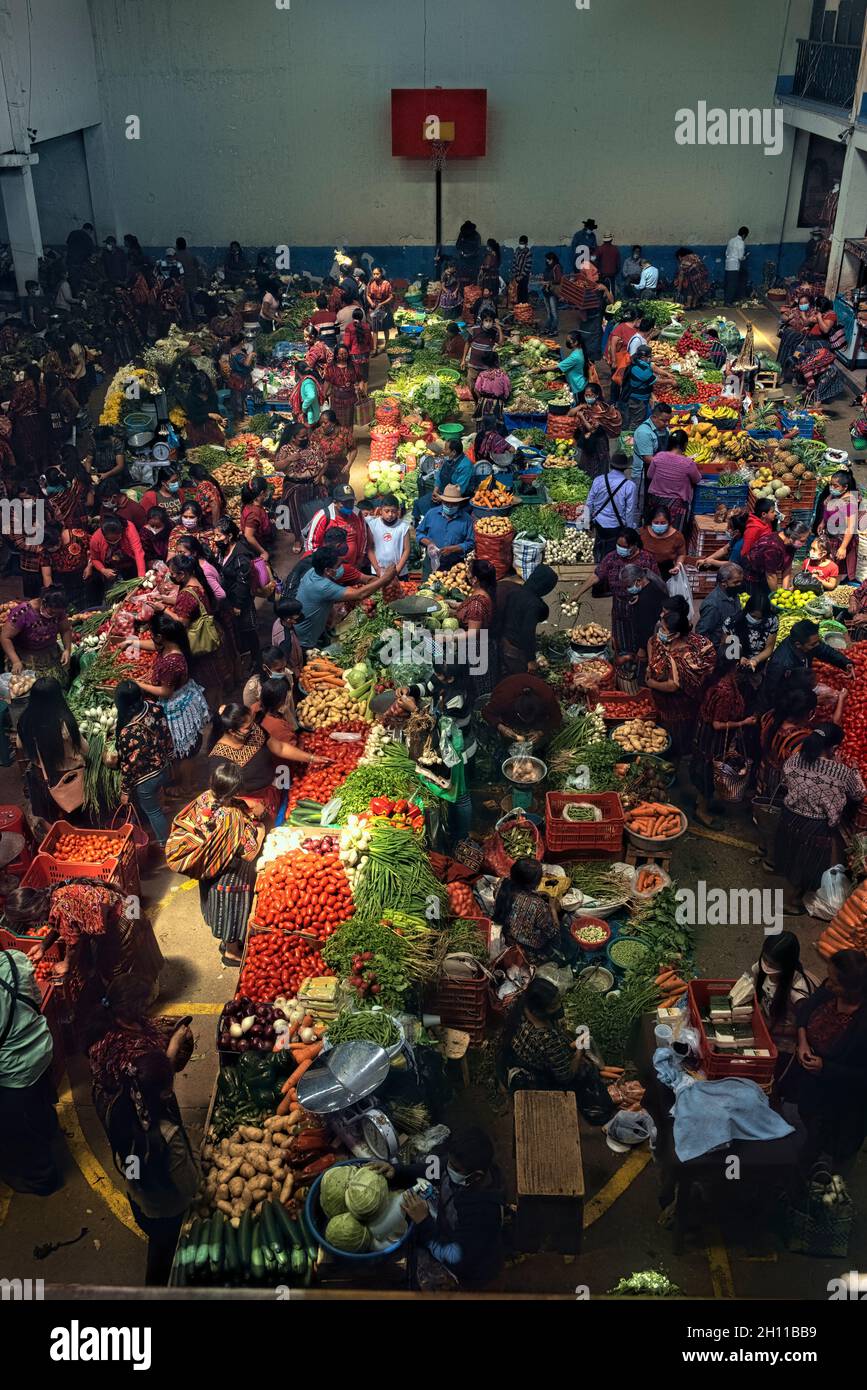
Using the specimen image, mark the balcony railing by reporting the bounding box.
[791,38,861,110]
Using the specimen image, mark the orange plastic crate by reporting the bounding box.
[22,850,125,894]
[37,821,139,897]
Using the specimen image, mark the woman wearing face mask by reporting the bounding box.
[273,423,328,552]
[639,503,686,580]
[569,383,622,478]
[167,498,215,560]
[749,931,817,1097]
[186,461,227,529]
[499,976,618,1127]
[795,948,867,1168]
[616,563,667,674]
[646,595,717,757]
[816,470,860,582]
[183,369,225,448]
[48,449,94,528]
[690,664,758,826]
[141,506,171,565]
[207,701,330,824]
[777,292,815,377]
[721,588,778,675]
[140,465,187,523]
[213,517,260,674]
[134,614,209,792]
[146,553,228,707]
[573,527,660,657]
[645,429,701,534]
[772,724,865,914]
[36,522,89,613]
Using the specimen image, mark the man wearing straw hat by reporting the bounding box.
[416,482,474,576]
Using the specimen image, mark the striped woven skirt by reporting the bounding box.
[162,681,210,758]
[199,857,257,944]
[773,807,841,895]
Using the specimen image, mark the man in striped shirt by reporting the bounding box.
[511,237,532,303]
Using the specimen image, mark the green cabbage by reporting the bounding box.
[320,1164,353,1218]
[345,1167,388,1221]
[325,1212,371,1253]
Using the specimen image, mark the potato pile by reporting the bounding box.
[298,688,372,728]
[213,461,256,489]
[474,516,514,538]
[198,1119,305,1225]
[612,719,668,753]
[571,623,610,647]
[8,672,37,699]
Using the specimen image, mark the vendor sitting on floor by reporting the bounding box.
[482,673,563,750]
[494,858,560,962]
[499,976,618,1126]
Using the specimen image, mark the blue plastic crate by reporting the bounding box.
[504,411,547,431]
[693,481,749,515]
[780,410,816,439]
[747,428,783,440]
[398,324,425,337]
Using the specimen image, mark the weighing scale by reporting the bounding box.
[297,1040,401,1161]
[501,751,547,813]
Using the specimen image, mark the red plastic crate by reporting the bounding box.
[545,792,625,854]
[433,973,488,1044]
[688,978,777,1085]
[37,821,139,897]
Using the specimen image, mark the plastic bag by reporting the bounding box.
[666,566,695,626]
[804,864,852,921]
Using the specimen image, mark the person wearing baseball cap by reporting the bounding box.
[306,484,369,569]
[597,234,621,295]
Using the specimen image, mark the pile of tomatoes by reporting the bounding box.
[815,653,867,779]
[51,832,125,862]
[254,848,354,941]
[239,932,332,1002]
[285,727,366,814]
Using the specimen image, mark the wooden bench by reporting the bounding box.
[513,1090,585,1255]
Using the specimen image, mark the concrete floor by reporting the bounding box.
[2,301,865,1298]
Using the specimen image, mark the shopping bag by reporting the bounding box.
[804,864,852,921]
[512,532,545,580]
[482,809,544,877]
[712,729,753,803]
[666,566,695,626]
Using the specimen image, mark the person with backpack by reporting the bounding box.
[166,761,266,964]
[0,946,60,1194]
[583,453,639,561]
[102,1048,200,1284]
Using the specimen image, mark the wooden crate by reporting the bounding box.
[688,514,731,557]
[513,1090,584,1255]
[624,846,673,874]
[554,563,595,582]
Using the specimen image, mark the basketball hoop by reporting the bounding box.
[427,138,451,172]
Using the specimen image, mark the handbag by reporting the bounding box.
[355,394,373,426]
[187,610,221,656]
[41,756,86,814]
[713,728,753,803]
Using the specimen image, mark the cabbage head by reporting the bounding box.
[325,1212,371,1253]
[320,1164,353,1219]
[345,1166,388,1221]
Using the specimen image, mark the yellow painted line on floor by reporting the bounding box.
[163,1001,222,1015]
[55,1076,144,1241]
[583,1147,651,1227]
[706,1228,736,1298]
[0,1180,12,1228]
[688,825,757,852]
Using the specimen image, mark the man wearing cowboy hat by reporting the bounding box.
[415,482,474,575]
[570,217,598,271]
[413,437,474,526]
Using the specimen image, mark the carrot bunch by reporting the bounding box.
[302,656,346,691]
[634,866,666,894]
[655,967,688,1008]
[817,880,867,958]
[625,802,683,839]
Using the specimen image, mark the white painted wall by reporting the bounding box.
[0,0,101,152]
[85,0,802,248]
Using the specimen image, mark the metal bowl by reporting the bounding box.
[388,595,440,617]
[502,755,547,786]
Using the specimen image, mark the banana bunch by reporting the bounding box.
[718,431,766,462]
[698,404,739,422]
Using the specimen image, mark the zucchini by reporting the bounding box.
[273,1200,302,1249]
[297,1202,320,1263]
[209,1211,225,1277]
[182,1218,201,1271]
[194,1214,211,1272]
[250,1219,265,1281]
[238,1208,253,1276]
[290,1245,308,1281]
[173,1227,190,1287]
[224,1218,239,1278]
[262,1200,289,1272]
